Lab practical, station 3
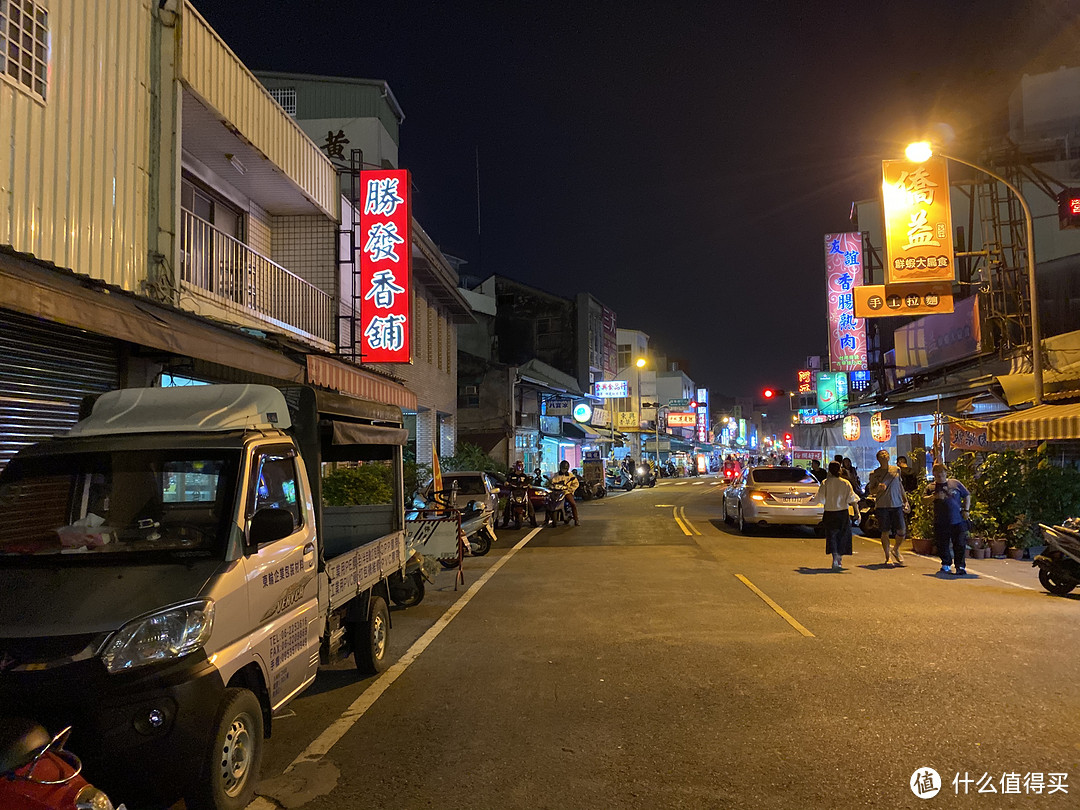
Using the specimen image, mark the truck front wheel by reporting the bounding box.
[352,594,391,675]
[188,687,263,810]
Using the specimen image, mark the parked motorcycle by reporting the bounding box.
[544,481,576,526]
[606,467,634,491]
[459,500,497,556]
[1035,521,1080,595]
[857,496,880,537]
[574,472,606,500]
[0,718,123,810]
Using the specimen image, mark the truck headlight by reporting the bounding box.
[100,600,215,674]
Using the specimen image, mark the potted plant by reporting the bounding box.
[907,493,935,555]
[966,506,999,559]
[1004,514,1036,559]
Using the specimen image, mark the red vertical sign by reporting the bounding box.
[360,169,412,362]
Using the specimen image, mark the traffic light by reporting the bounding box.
[783,432,793,446]
[762,387,786,399]
[689,400,698,409]
[1059,189,1080,229]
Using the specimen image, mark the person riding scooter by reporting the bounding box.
[502,460,537,528]
[550,460,580,526]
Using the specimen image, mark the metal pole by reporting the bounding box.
[942,152,1042,406]
[655,405,662,468]
[636,366,642,461]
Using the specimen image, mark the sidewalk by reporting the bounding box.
[853,532,1045,591]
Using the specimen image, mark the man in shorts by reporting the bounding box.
[867,449,911,566]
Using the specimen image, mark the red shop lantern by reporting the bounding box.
[870,412,892,442]
[842,415,861,442]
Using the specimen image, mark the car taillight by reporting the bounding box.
[749,490,776,502]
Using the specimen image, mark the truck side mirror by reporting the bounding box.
[246,507,295,552]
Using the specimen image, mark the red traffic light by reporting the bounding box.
[689,400,698,409]
[762,387,787,400]
[783,433,793,444]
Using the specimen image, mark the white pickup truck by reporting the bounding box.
[0,383,411,809]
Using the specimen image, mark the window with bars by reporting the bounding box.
[1,0,49,102]
[268,87,296,116]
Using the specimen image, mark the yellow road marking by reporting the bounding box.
[678,506,702,535]
[672,506,692,536]
[734,574,816,637]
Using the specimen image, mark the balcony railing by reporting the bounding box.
[180,209,334,344]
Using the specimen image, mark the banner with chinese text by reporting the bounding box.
[360,169,412,362]
[949,420,989,452]
[824,233,868,371]
[882,158,955,284]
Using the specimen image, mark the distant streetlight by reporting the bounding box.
[905,141,1043,405]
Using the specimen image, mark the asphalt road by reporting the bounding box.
[232,476,1078,810]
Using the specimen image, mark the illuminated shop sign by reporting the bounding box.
[360,169,412,362]
[816,372,848,417]
[881,157,955,284]
[824,232,868,371]
[594,380,628,398]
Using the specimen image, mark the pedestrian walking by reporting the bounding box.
[867,449,911,566]
[925,463,972,575]
[841,457,863,497]
[813,462,861,569]
[809,458,826,482]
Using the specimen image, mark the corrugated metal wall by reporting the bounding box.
[181,2,339,219]
[0,0,152,292]
[0,309,120,471]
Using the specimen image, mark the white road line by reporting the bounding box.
[247,527,544,809]
[692,482,704,485]
[852,534,1038,590]
[960,566,1039,591]
[675,482,689,486]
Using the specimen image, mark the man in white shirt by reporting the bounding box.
[813,461,861,569]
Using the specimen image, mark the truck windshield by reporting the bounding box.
[0,449,241,558]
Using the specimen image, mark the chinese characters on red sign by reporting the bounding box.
[824,232,868,372]
[359,169,411,362]
[797,369,813,394]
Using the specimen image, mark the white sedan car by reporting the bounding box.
[722,466,824,534]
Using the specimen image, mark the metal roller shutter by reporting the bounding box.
[0,310,120,470]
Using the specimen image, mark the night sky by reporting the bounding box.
[193,0,1078,398]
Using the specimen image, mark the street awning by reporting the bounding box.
[581,423,622,441]
[1,251,305,382]
[987,402,1080,442]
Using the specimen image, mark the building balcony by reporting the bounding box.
[180,209,334,347]
[180,2,338,219]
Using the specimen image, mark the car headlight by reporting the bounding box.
[100,600,214,674]
[75,785,118,810]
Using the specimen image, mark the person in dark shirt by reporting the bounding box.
[925,463,972,575]
[896,455,921,494]
[809,458,826,482]
[503,460,537,527]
